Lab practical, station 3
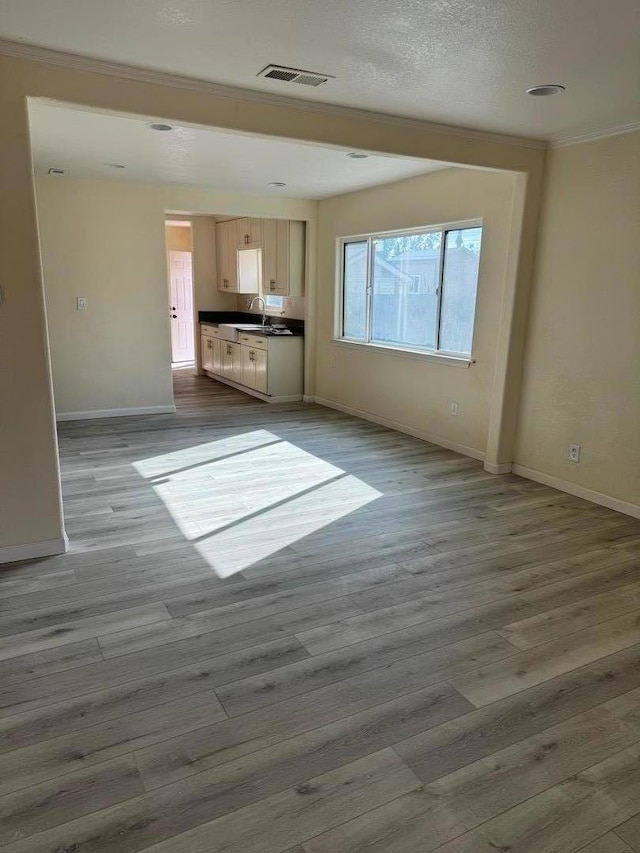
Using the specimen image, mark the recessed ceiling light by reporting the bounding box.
[268,181,287,188]
[347,152,369,159]
[148,122,173,131]
[104,162,126,169]
[526,84,566,97]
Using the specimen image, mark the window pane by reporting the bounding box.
[342,241,368,339]
[439,227,482,355]
[370,232,441,349]
[264,295,284,309]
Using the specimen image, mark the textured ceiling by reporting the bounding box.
[2,0,638,141]
[28,103,446,198]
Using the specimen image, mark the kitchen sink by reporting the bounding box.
[218,323,275,340]
[234,324,270,331]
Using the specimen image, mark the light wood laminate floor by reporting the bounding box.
[1,371,640,853]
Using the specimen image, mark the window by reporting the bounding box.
[264,294,284,311]
[408,275,422,295]
[339,223,482,357]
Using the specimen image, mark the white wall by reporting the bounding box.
[314,167,521,458]
[34,175,316,416]
[515,131,640,510]
[165,224,192,252]
[36,177,174,416]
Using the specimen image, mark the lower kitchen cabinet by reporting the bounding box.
[201,334,214,372]
[201,324,223,374]
[200,324,303,401]
[221,341,243,383]
[241,343,267,393]
[211,337,222,374]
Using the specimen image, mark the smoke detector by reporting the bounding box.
[258,65,334,87]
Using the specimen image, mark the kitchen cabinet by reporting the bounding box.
[216,220,238,292]
[221,341,243,383]
[216,218,305,296]
[237,248,262,294]
[236,218,262,249]
[211,337,222,374]
[240,341,268,393]
[201,323,303,401]
[201,334,214,372]
[216,220,264,293]
[200,324,223,374]
[261,219,305,296]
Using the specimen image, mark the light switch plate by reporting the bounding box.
[77,297,88,310]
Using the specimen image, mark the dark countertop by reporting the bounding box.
[199,311,304,336]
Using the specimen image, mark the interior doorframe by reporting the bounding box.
[165,219,195,368]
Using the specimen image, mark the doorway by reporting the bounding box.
[165,221,195,366]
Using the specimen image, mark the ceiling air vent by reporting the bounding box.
[258,65,334,87]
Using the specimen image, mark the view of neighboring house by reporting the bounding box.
[344,227,481,352]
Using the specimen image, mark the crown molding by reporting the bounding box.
[549,120,640,149]
[0,37,546,151]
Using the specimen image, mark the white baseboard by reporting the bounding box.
[512,464,640,520]
[313,395,485,462]
[0,534,68,565]
[56,406,176,422]
[302,395,316,403]
[484,461,513,474]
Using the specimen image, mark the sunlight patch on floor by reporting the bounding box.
[194,474,381,577]
[132,430,279,479]
[134,432,381,577]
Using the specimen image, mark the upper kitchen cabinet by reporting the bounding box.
[235,218,263,249]
[216,220,238,292]
[262,219,305,297]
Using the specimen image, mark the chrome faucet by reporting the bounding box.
[249,296,267,326]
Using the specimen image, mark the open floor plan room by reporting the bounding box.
[1,1,639,850]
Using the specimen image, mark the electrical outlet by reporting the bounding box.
[450,402,459,416]
[568,444,581,463]
[77,297,88,310]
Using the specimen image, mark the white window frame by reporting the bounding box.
[335,219,482,366]
[408,274,422,295]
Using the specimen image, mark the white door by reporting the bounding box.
[168,250,194,363]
